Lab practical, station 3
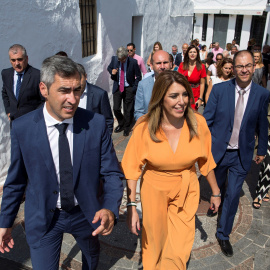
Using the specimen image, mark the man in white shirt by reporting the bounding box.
[204,51,269,257]
[0,55,123,269]
[77,64,114,135]
[2,44,43,122]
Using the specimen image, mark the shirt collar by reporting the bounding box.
[43,104,73,127]
[14,70,25,76]
[235,80,252,93]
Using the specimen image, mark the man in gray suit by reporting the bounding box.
[134,50,170,120]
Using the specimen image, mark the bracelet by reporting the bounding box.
[211,193,221,197]
[198,97,204,102]
[126,202,137,207]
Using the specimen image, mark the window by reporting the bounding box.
[201,14,208,42]
[79,0,97,57]
[250,11,267,47]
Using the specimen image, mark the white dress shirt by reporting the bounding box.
[227,81,252,149]
[43,105,78,208]
[79,84,88,109]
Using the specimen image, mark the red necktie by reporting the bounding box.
[120,63,125,92]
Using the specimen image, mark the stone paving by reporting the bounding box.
[0,130,270,269]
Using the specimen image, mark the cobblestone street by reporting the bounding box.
[0,129,270,270]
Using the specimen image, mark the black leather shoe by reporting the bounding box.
[207,208,217,217]
[123,129,130,136]
[114,125,124,133]
[216,235,233,257]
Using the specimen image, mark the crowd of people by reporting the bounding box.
[0,39,270,270]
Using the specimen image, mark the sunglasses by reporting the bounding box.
[128,49,133,52]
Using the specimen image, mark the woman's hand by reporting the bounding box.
[196,98,203,108]
[126,206,140,235]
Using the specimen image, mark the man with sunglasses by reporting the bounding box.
[204,50,270,257]
[2,44,44,123]
[127,43,147,76]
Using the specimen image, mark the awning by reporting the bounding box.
[194,6,266,15]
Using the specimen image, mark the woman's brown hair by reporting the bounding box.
[216,58,233,78]
[183,45,202,71]
[152,41,163,53]
[137,70,198,142]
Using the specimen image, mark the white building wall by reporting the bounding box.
[239,15,252,50]
[206,14,214,47]
[193,14,203,42]
[0,0,193,186]
[193,0,268,49]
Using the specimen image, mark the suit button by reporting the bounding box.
[50,209,55,212]
[53,191,58,194]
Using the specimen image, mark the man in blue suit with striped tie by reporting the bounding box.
[204,50,270,257]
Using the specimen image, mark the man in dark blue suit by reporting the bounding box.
[107,46,141,136]
[204,50,270,257]
[2,44,44,122]
[0,56,123,269]
[77,64,114,135]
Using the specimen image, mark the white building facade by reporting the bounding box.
[192,0,269,50]
[0,0,194,186]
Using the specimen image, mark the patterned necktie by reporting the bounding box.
[55,123,75,212]
[229,89,246,147]
[16,73,23,100]
[119,63,125,92]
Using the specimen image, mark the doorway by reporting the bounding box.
[132,16,143,57]
[213,14,229,49]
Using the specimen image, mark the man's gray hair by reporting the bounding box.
[9,44,27,57]
[172,45,178,49]
[116,46,128,60]
[76,63,86,77]
[41,55,80,89]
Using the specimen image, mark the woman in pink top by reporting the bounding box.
[178,45,206,110]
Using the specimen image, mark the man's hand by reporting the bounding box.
[112,68,118,75]
[0,228,14,253]
[92,209,115,236]
[7,113,11,121]
[254,155,265,164]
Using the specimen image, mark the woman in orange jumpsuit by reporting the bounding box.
[121,71,221,269]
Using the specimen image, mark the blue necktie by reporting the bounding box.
[55,123,75,212]
[16,73,23,100]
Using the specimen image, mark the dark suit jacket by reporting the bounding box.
[0,107,123,247]
[203,79,270,172]
[175,53,183,66]
[86,82,114,135]
[1,64,44,120]
[107,56,141,94]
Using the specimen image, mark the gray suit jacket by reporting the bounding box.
[134,74,155,120]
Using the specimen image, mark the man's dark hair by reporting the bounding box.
[76,63,86,77]
[233,50,255,66]
[127,43,135,49]
[55,51,68,57]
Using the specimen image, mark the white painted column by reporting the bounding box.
[226,15,236,45]
[194,13,203,41]
[206,14,214,48]
[239,15,252,50]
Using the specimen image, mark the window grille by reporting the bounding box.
[79,0,97,57]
